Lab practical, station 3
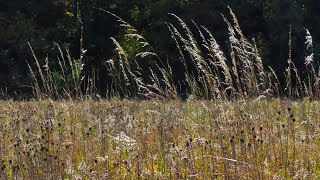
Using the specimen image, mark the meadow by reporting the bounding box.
[1,7,320,179]
[0,98,319,179]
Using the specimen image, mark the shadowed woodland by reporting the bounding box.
[1,1,320,100]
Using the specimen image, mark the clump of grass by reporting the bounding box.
[26,7,320,101]
[104,7,320,101]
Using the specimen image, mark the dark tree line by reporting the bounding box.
[0,0,320,98]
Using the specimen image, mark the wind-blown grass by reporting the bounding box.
[27,7,320,101]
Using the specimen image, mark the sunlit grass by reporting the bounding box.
[0,98,319,179]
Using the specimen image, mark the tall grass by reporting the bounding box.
[13,7,320,179]
[27,7,319,101]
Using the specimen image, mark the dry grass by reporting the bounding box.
[17,8,320,179]
[0,98,319,179]
[26,8,320,101]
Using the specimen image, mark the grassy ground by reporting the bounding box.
[0,98,319,179]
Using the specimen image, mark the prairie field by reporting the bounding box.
[0,98,319,179]
[2,2,320,180]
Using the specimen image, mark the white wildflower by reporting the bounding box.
[96,156,108,163]
[62,142,73,146]
[105,115,116,125]
[113,131,136,148]
[65,159,73,175]
[193,136,207,145]
[43,118,55,125]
